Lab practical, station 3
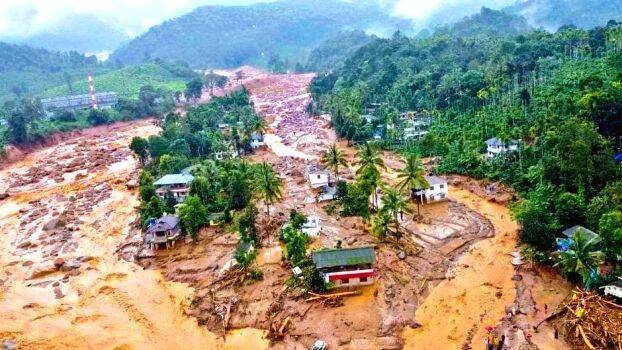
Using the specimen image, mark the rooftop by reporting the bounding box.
[154,174,195,186]
[146,215,179,234]
[485,137,519,147]
[312,246,375,269]
[562,225,599,241]
[425,175,447,186]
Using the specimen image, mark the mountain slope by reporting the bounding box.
[504,0,622,30]
[10,14,129,54]
[436,7,532,37]
[110,0,408,68]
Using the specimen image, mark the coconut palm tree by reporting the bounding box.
[555,229,605,288]
[356,142,386,208]
[380,188,410,240]
[371,211,392,242]
[321,143,348,179]
[397,153,429,218]
[255,161,282,217]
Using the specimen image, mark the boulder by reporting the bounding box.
[28,262,58,279]
[126,180,139,189]
[397,251,406,260]
[53,258,66,269]
[0,192,9,200]
[43,218,66,231]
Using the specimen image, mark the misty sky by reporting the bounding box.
[0,0,515,38]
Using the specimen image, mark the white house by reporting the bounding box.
[414,176,448,203]
[485,138,520,159]
[153,174,195,203]
[602,278,622,299]
[301,216,322,238]
[250,132,265,149]
[214,149,239,161]
[317,185,338,202]
[306,165,331,189]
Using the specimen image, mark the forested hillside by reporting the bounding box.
[435,7,531,37]
[304,31,375,72]
[111,0,408,68]
[505,0,622,30]
[312,15,622,268]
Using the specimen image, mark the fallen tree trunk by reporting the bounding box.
[305,290,360,302]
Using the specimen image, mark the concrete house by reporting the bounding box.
[306,165,332,189]
[154,174,194,203]
[250,132,265,149]
[562,225,599,241]
[403,118,430,140]
[485,138,519,159]
[301,216,322,238]
[414,176,448,203]
[312,246,376,289]
[145,215,182,250]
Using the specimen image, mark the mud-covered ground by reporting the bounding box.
[1,68,572,350]
[123,69,525,350]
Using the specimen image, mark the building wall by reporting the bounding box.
[323,269,375,288]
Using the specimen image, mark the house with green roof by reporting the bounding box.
[154,173,194,203]
[312,246,376,288]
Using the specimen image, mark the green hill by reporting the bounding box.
[110,0,409,68]
[43,63,191,99]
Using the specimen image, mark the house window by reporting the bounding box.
[360,276,368,283]
[317,175,321,179]
[429,186,434,191]
[439,193,445,199]
[341,278,349,285]
[439,184,445,189]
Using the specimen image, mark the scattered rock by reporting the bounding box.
[43,218,66,231]
[397,251,406,260]
[28,262,58,279]
[53,258,66,269]
[345,237,357,245]
[53,286,65,299]
[0,192,9,200]
[3,340,17,350]
[126,180,139,189]
[338,335,351,345]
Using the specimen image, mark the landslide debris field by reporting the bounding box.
[0,69,571,350]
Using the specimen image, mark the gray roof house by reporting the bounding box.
[145,215,182,250]
[154,174,194,203]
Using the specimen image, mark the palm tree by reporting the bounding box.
[555,229,605,288]
[356,142,385,175]
[397,153,429,218]
[255,162,282,216]
[380,188,410,240]
[356,142,386,208]
[371,212,392,242]
[321,144,348,179]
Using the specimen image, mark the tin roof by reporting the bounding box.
[562,225,598,240]
[154,174,194,186]
[312,246,375,269]
[146,215,179,234]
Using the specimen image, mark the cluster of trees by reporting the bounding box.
[1,84,174,147]
[312,14,622,286]
[184,71,229,101]
[280,210,328,293]
[132,90,282,274]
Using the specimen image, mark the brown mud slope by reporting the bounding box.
[0,120,237,349]
[123,69,511,350]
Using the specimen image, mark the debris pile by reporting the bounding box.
[552,289,622,350]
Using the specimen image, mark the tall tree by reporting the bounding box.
[356,142,386,208]
[379,187,410,240]
[555,229,605,288]
[255,161,282,216]
[397,154,429,217]
[321,143,348,178]
[178,195,208,241]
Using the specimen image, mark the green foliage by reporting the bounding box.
[598,210,622,259]
[138,171,157,202]
[305,30,375,72]
[235,240,258,268]
[555,229,605,287]
[285,229,310,267]
[339,182,371,220]
[235,204,260,245]
[371,211,392,242]
[185,78,203,101]
[255,161,283,216]
[321,143,347,178]
[139,196,165,227]
[178,195,208,240]
[289,210,308,231]
[130,137,149,165]
[158,154,189,174]
[301,264,329,293]
[87,109,111,126]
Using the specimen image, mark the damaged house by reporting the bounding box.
[312,246,376,289]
